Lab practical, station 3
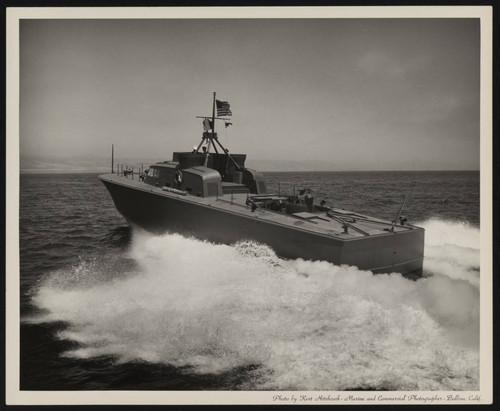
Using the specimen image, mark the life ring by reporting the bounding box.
[175,170,183,185]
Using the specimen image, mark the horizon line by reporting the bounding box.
[20,169,480,175]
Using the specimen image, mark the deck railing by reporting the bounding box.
[115,163,147,180]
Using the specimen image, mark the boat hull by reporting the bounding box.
[100,176,424,278]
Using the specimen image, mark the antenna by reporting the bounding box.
[391,187,412,231]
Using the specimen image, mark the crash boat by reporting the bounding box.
[99,94,424,278]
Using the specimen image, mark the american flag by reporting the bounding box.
[216,100,232,116]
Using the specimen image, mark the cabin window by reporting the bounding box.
[152,168,160,178]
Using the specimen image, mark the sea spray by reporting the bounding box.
[419,219,480,286]
[31,219,480,390]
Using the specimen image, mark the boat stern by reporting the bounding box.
[340,226,425,278]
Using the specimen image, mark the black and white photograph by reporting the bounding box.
[6,5,492,406]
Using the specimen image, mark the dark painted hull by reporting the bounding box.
[100,176,424,277]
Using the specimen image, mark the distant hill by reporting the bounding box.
[20,155,338,173]
[20,155,159,174]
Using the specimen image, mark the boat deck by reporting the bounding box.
[100,173,419,241]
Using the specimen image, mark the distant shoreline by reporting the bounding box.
[20,169,480,175]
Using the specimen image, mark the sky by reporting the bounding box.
[20,17,480,171]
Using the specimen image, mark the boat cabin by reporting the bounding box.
[144,153,267,198]
[142,125,267,198]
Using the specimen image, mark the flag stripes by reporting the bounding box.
[216,100,232,116]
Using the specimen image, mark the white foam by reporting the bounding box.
[30,219,480,390]
[420,219,480,286]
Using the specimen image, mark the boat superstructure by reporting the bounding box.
[99,93,424,278]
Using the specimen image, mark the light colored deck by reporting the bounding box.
[101,173,418,240]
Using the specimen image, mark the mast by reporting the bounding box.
[204,92,216,167]
[212,92,216,136]
[195,92,241,170]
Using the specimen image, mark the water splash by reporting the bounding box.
[419,218,480,286]
[29,219,480,390]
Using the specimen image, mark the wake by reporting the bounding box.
[27,218,480,390]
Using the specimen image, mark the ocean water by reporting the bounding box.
[18,171,480,391]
